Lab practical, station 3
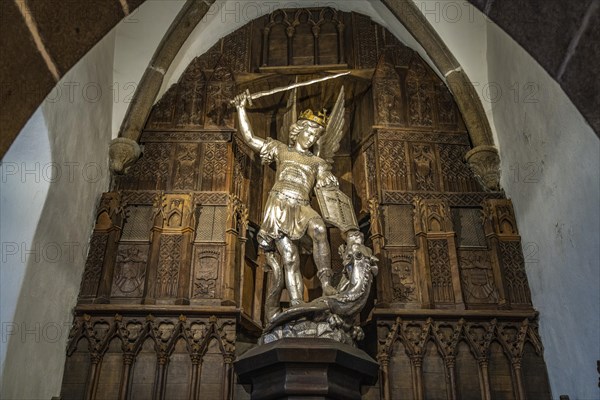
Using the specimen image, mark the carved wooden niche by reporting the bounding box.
[262,8,345,68]
[373,51,407,126]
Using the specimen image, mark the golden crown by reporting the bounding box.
[299,109,328,127]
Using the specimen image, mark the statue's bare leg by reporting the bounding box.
[275,236,304,306]
[307,218,338,296]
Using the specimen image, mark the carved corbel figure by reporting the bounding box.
[109,137,141,174]
[465,145,501,191]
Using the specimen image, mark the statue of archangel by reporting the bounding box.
[233,80,378,343]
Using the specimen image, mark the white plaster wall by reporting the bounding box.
[486,22,600,400]
[0,108,51,375]
[0,31,116,399]
[112,0,186,137]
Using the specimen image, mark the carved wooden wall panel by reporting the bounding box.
[351,12,380,69]
[455,341,481,398]
[459,250,499,306]
[384,205,415,247]
[422,340,447,399]
[439,144,480,192]
[373,56,405,126]
[79,233,108,299]
[406,58,435,128]
[62,315,236,400]
[452,207,487,248]
[111,244,149,300]
[63,8,550,399]
[499,241,533,306]
[378,139,408,192]
[387,249,420,306]
[191,245,224,301]
[222,23,251,74]
[428,240,455,304]
[376,316,547,400]
[156,235,183,299]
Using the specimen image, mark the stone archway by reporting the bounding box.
[111,1,501,191]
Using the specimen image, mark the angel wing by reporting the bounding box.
[280,78,298,146]
[314,86,345,164]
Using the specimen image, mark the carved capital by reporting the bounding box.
[157,354,169,366]
[109,138,141,175]
[190,353,202,365]
[90,353,103,364]
[465,145,501,192]
[377,352,390,365]
[123,353,135,365]
[445,356,456,369]
[409,355,423,368]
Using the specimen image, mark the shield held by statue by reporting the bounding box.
[315,186,359,233]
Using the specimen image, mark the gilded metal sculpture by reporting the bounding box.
[233,76,378,344]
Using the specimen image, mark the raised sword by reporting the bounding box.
[231,71,349,106]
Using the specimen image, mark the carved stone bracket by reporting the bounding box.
[465,145,501,192]
[109,137,142,175]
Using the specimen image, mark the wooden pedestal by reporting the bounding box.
[235,338,379,400]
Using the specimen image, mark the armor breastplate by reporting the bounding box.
[271,148,320,201]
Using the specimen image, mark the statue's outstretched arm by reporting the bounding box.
[233,92,265,153]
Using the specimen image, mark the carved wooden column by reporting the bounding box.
[188,354,202,399]
[222,195,240,305]
[84,353,102,400]
[478,358,492,400]
[413,200,432,308]
[369,198,391,305]
[89,192,123,304]
[414,198,464,309]
[154,356,169,399]
[482,200,509,309]
[220,320,236,400]
[377,352,391,400]
[236,204,251,314]
[262,26,270,67]
[484,199,533,309]
[286,26,295,65]
[145,194,194,304]
[312,25,320,64]
[143,201,163,305]
[410,355,424,400]
[151,316,177,400]
[337,19,345,64]
[444,356,458,400]
[512,358,526,400]
[118,353,134,400]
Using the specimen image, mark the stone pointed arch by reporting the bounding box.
[109,2,500,190]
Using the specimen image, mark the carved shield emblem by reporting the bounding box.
[315,187,359,232]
